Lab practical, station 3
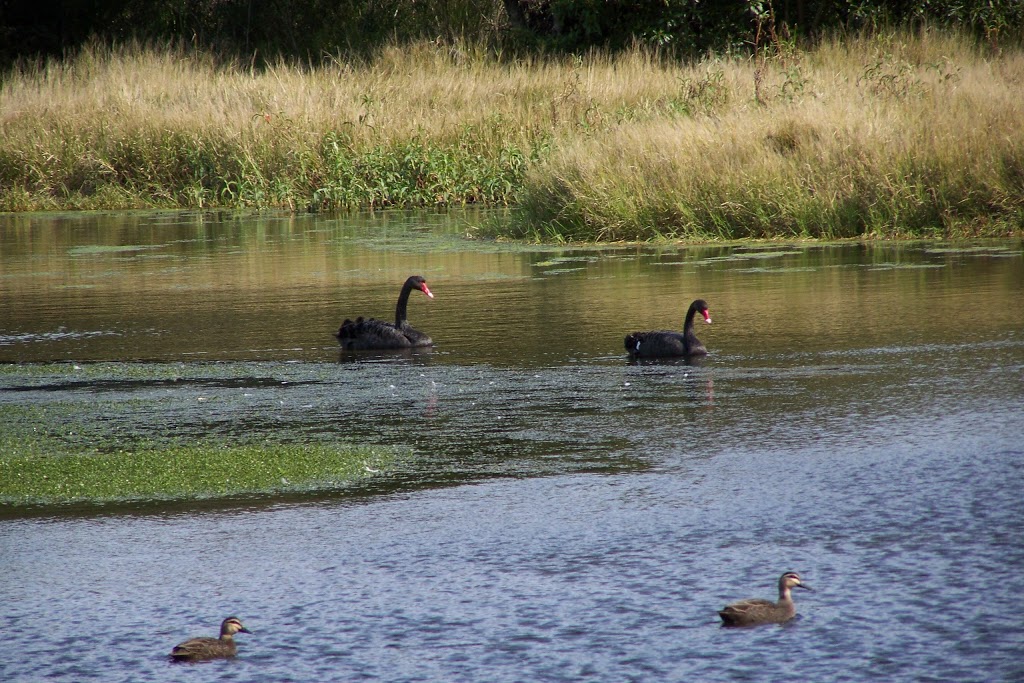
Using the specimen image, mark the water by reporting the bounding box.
[1,211,1023,682]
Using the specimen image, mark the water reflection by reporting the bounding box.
[2,212,1019,365]
[336,347,437,363]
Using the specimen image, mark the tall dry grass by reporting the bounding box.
[2,41,701,211]
[0,42,560,210]
[1,32,1022,239]
[507,30,1024,240]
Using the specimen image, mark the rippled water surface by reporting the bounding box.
[2,211,1023,682]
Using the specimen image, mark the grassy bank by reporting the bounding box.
[504,31,1024,240]
[0,41,549,212]
[0,439,401,505]
[1,30,1022,239]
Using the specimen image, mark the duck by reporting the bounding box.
[718,572,812,626]
[169,616,252,661]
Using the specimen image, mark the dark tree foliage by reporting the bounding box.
[504,0,1023,52]
[0,0,504,67]
[2,0,1021,69]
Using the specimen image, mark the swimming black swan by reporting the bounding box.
[336,275,434,350]
[624,299,711,358]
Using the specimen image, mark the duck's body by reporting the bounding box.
[337,276,434,350]
[719,572,811,627]
[626,299,711,358]
[170,617,251,662]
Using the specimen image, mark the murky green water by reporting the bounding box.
[1,211,1022,682]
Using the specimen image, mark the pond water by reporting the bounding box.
[1,211,1023,682]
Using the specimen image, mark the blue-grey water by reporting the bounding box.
[1,211,1023,682]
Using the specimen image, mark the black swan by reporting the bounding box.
[624,299,711,358]
[336,275,434,350]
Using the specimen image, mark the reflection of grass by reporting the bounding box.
[533,256,597,267]
[0,439,401,505]
[68,245,164,255]
[924,246,1018,255]
[735,266,819,273]
[697,250,804,263]
[538,267,587,275]
[866,263,946,270]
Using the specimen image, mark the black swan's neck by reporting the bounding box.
[683,304,700,334]
[394,279,418,327]
[682,300,710,344]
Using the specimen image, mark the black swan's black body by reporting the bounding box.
[625,299,711,358]
[336,276,434,350]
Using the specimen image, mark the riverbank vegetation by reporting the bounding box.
[2,27,1022,240]
[505,31,1024,240]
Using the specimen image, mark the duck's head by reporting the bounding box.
[780,572,812,591]
[221,617,252,636]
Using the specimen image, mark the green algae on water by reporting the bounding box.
[0,441,403,505]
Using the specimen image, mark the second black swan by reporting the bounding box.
[336,275,434,350]
[625,299,711,358]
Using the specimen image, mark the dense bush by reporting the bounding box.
[3,0,1022,69]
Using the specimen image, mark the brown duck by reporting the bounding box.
[719,572,812,626]
[169,616,252,661]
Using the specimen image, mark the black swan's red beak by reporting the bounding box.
[701,309,712,324]
[420,283,434,299]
